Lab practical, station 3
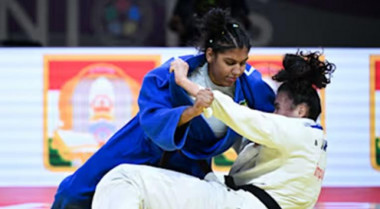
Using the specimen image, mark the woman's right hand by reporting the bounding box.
[169,58,199,97]
[170,58,189,86]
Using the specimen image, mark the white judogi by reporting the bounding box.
[211,90,327,209]
[92,90,327,209]
[92,164,267,209]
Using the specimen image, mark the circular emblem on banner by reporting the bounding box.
[92,0,154,45]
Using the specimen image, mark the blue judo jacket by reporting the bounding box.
[52,54,275,209]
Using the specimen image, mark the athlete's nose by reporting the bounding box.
[232,66,242,77]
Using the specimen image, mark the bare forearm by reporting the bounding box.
[177,78,200,97]
[175,72,210,126]
[177,105,202,126]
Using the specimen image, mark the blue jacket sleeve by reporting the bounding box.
[241,66,275,113]
[138,59,191,151]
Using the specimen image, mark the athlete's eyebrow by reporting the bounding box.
[224,57,249,63]
[240,57,249,63]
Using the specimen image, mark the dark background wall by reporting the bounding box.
[1,0,379,47]
[249,0,380,47]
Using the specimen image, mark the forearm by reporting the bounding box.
[177,78,201,97]
[210,90,278,147]
[177,105,202,126]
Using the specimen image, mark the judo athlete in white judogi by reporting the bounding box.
[92,52,336,209]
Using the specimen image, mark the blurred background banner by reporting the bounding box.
[0,47,380,187]
[43,54,161,171]
[0,0,379,47]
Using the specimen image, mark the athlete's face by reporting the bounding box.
[206,47,249,87]
[274,91,308,118]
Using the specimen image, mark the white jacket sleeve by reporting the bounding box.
[209,90,287,149]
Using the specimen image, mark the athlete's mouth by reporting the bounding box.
[226,77,238,83]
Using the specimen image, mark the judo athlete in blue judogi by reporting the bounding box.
[51,8,275,209]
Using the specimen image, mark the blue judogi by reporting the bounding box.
[52,54,275,209]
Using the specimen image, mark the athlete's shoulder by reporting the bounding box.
[243,64,264,80]
[146,54,200,76]
[142,53,206,89]
[241,65,274,94]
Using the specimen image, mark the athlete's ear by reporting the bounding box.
[205,48,214,63]
[297,103,309,118]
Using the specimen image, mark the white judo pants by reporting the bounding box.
[92,164,267,209]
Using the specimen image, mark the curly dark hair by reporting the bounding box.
[272,51,336,121]
[194,8,251,54]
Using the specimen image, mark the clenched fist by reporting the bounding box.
[192,89,214,116]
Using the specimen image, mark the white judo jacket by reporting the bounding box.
[210,90,327,209]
